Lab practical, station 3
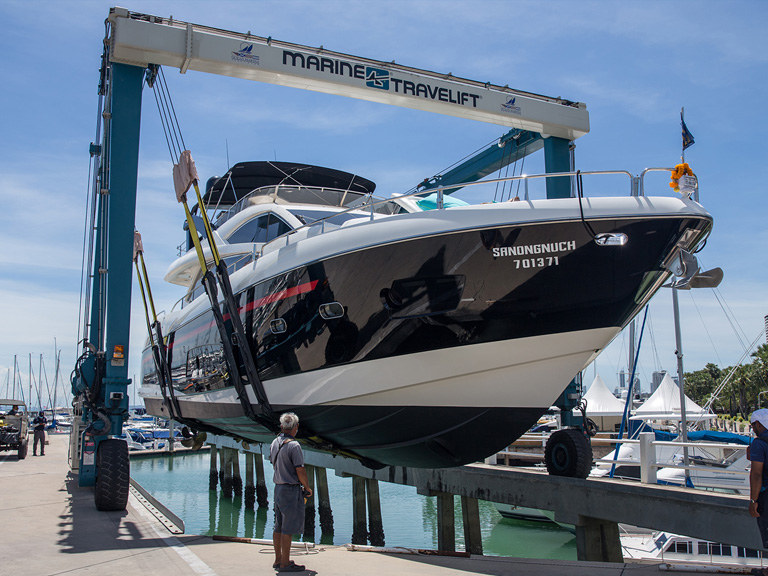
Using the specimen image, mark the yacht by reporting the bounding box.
[621,530,766,570]
[139,160,713,468]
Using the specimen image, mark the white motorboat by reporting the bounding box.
[139,160,712,468]
[621,530,766,569]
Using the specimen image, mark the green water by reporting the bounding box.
[130,452,576,559]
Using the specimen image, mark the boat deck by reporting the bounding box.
[0,434,676,576]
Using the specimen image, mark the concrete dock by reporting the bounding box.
[0,434,724,576]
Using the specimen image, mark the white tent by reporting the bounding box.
[632,372,712,420]
[580,374,626,416]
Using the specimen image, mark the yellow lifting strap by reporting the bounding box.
[133,231,155,346]
[174,150,222,271]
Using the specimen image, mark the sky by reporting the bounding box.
[0,0,767,408]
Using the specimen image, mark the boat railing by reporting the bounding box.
[210,184,395,228]
[592,432,749,487]
[500,429,748,490]
[637,434,749,486]
[257,167,695,257]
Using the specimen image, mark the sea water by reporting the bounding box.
[130,452,576,559]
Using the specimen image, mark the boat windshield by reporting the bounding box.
[212,185,401,228]
[287,208,368,229]
[227,213,292,245]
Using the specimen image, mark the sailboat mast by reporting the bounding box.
[38,353,43,410]
[12,355,16,398]
[53,351,60,424]
[28,353,32,407]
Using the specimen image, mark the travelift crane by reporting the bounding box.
[72,6,590,511]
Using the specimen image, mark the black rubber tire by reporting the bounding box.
[94,439,130,511]
[544,428,593,478]
[17,439,27,460]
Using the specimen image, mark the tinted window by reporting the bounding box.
[288,208,365,228]
[266,214,291,241]
[229,214,291,244]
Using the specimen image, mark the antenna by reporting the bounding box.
[225,139,230,169]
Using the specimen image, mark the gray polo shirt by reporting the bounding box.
[269,432,304,485]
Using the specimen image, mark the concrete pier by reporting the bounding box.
[0,434,687,576]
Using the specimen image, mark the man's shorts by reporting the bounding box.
[757,491,768,548]
[274,484,305,535]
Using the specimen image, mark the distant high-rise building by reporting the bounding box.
[651,371,666,394]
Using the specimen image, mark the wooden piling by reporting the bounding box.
[231,449,243,498]
[219,446,227,490]
[221,448,233,499]
[254,452,269,507]
[315,466,334,535]
[303,464,316,541]
[460,496,483,555]
[209,445,219,491]
[351,476,367,544]
[244,452,255,509]
[366,478,385,547]
[436,492,455,552]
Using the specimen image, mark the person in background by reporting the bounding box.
[32,411,47,456]
[8,405,18,416]
[748,409,768,576]
[270,412,312,573]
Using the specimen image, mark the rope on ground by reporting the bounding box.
[256,546,323,558]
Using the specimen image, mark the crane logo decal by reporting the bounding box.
[232,43,260,66]
[501,97,521,115]
[365,67,390,90]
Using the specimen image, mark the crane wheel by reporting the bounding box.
[544,428,592,478]
[94,438,130,511]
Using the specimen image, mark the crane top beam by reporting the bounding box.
[108,7,590,140]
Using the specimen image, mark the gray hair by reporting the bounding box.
[279,412,299,432]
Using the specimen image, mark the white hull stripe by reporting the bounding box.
[142,327,615,409]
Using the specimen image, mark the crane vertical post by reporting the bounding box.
[78,62,144,487]
[544,136,571,199]
[102,62,144,428]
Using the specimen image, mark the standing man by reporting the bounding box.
[270,413,312,573]
[748,408,768,571]
[32,411,47,456]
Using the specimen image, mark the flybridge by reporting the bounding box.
[108,8,590,139]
